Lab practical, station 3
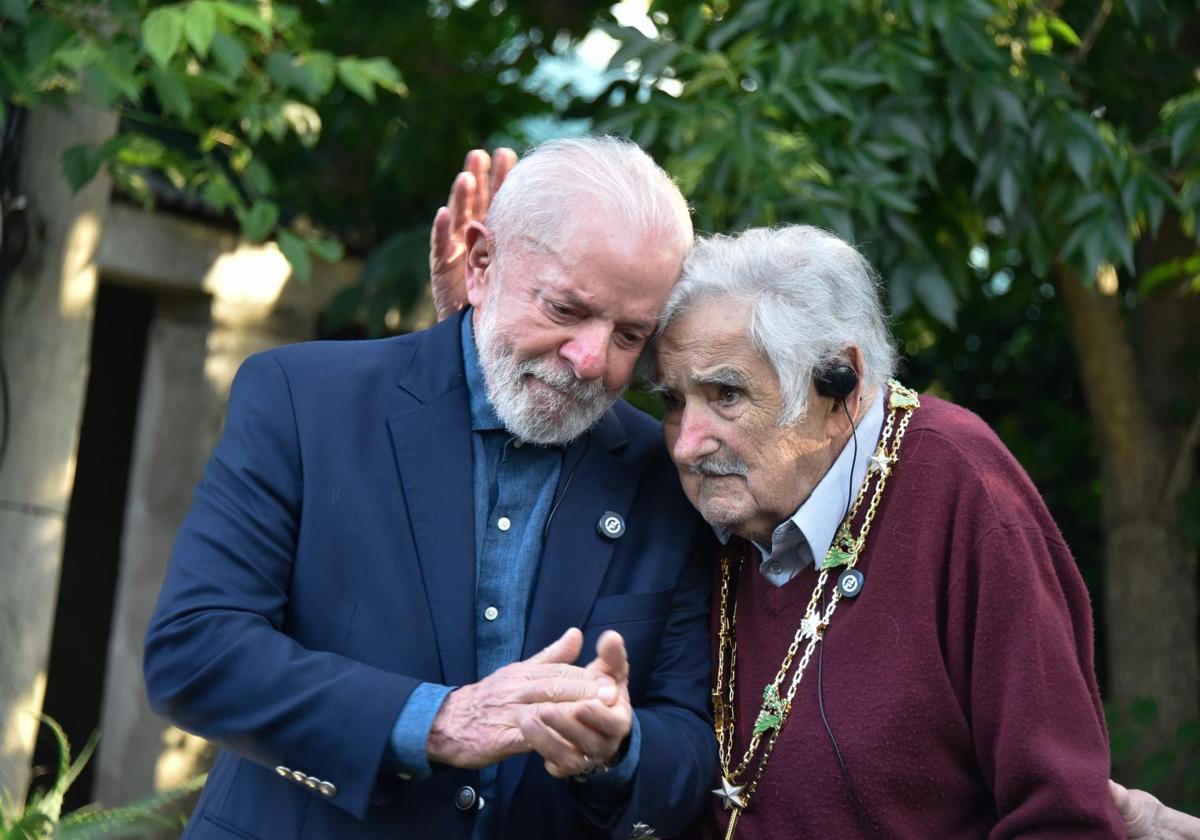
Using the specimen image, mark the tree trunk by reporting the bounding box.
[1056,266,1199,794]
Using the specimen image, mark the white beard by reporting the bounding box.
[475,296,617,446]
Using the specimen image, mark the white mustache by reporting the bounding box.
[521,359,606,404]
[690,456,748,477]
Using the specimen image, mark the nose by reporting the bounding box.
[670,403,720,466]
[559,323,610,383]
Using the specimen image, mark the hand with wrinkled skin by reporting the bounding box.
[430,147,517,321]
[426,628,615,769]
[521,629,633,779]
[1111,780,1200,839]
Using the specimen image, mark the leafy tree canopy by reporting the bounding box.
[585,0,1200,327]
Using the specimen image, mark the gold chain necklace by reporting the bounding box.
[711,381,920,839]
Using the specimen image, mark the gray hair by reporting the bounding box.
[485,135,692,261]
[658,225,898,425]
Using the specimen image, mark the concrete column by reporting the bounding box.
[0,104,116,798]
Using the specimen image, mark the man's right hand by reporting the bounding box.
[426,628,616,769]
[430,147,517,321]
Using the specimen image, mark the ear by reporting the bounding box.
[464,221,494,309]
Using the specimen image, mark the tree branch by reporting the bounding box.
[1162,405,1200,506]
[1075,0,1114,62]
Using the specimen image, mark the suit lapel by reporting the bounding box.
[522,409,640,657]
[389,313,477,687]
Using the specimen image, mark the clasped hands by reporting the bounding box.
[427,628,633,779]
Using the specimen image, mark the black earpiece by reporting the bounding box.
[814,363,858,400]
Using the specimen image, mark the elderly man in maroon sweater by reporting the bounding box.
[650,225,1124,839]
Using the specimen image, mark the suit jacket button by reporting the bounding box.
[454,785,477,811]
[275,766,290,777]
[317,780,338,798]
[290,770,306,784]
[303,777,318,789]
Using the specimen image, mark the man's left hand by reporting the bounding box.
[521,629,633,779]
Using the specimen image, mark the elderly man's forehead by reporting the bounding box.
[656,319,763,382]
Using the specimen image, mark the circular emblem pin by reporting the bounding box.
[597,511,625,539]
[837,569,864,598]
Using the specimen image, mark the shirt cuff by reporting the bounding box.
[571,712,641,805]
[388,682,453,781]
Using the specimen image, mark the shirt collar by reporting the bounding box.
[460,309,507,433]
[713,388,887,572]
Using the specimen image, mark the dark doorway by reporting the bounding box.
[30,282,154,811]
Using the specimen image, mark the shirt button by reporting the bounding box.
[497,516,511,531]
[484,606,499,621]
[769,561,783,575]
[512,439,523,448]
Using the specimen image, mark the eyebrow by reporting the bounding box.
[692,367,748,389]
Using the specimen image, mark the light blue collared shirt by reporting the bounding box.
[388,313,640,835]
[716,390,886,586]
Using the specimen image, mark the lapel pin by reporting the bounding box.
[597,511,625,539]
[837,569,864,598]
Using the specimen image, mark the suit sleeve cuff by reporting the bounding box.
[388,682,453,781]
[570,712,641,814]
[593,712,641,789]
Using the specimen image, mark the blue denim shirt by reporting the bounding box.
[387,314,640,835]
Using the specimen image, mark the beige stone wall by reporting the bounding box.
[0,103,117,798]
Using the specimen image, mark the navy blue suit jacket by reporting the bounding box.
[144,312,717,839]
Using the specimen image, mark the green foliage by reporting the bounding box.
[584,0,1200,328]
[0,715,204,839]
[0,0,406,275]
[1107,698,1200,811]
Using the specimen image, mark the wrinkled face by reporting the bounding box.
[656,298,844,543]
[468,212,685,445]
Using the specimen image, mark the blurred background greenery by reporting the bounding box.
[1,0,1197,818]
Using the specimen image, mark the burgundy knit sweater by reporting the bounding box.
[696,396,1122,839]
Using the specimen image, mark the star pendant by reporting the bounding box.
[868,451,892,474]
[801,612,825,640]
[712,776,746,810]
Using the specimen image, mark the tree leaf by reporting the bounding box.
[237,199,279,241]
[184,1,217,58]
[306,236,344,263]
[212,1,271,37]
[142,7,185,69]
[23,15,73,70]
[997,167,1019,217]
[808,80,852,119]
[278,230,311,281]
[337,58,376,103]
[61,144,104,191]
[149,66,192,119]
[1046,16,1081,47]
[0,0,29,26]
[991,87,1028,130]
[1066,136,1094,183]
[210,31,248,78]
[915,269,957,327]
[1170,118,1198,167]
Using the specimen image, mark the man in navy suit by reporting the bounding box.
[143,137,717,839]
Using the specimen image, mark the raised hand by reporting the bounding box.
[521,629,634,779]
[426,628,615,769]
[430,147,517,321]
